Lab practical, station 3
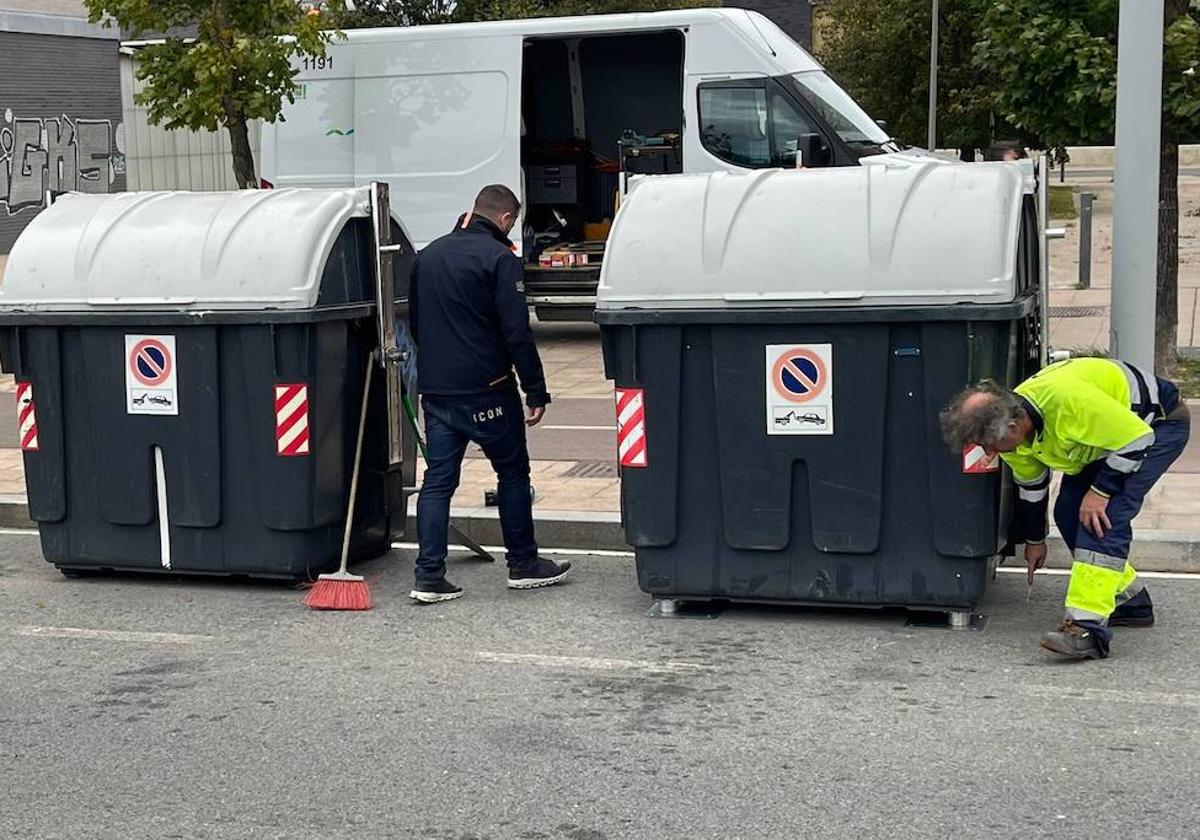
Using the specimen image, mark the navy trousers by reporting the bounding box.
[415,388,538,586]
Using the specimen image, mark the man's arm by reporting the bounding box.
[494,254,550,408]
[1000,451,1051,544]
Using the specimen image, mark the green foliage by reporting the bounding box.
[975,1,1118,157]
[84,0,341,132]
[452,0,712,22]
[816,0,994,150]
[976,0,1200,154]
[334,1,454,28]
[336,0,713,30]
[978,1,1200,369]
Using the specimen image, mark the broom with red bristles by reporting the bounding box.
[306,356,376,611]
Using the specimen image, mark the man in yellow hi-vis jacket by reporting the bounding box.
[941,358,1191,659]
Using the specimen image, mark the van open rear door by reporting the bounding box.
[351,34,524,252]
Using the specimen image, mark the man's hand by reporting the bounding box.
[525,405,545,427]
[1079,489,1112,538]
[1025,542,1047,585]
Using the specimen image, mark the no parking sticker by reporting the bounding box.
[765,344,833,436]
[125,335,179,416]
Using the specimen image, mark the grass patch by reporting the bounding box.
[1049,185,1078,220]
[1175,357,1200,399]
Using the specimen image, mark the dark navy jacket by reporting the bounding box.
[408,215,550,408]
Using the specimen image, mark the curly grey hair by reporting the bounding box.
[939,381,1024,451]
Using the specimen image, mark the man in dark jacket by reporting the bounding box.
[407,184,570,603]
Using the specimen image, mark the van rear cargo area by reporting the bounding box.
[520,30,684,310]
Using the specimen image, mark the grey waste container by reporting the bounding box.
[596,162,1043,613]
[0,187,415,579]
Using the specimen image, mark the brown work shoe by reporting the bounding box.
[1039,620,1104,660]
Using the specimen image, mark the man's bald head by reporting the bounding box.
[940,381,1028,453]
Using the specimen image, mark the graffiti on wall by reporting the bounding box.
[1,109,126,215]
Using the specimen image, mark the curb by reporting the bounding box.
[443,506,631,553]
[5,497,1198,574]
[0,495,31,530]
[1042,531,1200,575]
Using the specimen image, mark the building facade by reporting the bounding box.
[0,2,125,252]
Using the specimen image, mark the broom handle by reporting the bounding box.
[337,355,375,575]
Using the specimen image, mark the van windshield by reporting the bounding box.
[786,71,895,152]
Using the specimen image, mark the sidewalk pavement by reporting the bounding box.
[1047,177,1200,353]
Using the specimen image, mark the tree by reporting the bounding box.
[816,0,996,156]
[977,0,1200,371]
[84,1,344,189]
[334,1,454,28]
[452,0,711,21]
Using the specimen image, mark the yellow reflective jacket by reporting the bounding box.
[1000,357,1173,541]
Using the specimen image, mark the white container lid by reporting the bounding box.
[597,157,1030,310]
[0,187,372,312]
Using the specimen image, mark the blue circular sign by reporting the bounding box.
[779,355,820,395]
[136,346,167,380]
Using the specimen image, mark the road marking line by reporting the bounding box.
[13,626,213,645]
[997,567,1200,581]
[1016,683,1200,709]
[476,651,712,674]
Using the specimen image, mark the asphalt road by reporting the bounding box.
[2,533,1199,839]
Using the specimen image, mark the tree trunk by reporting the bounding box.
[226,119,257,190]
[1156,0,1190,374]
[1155,132,1179,374]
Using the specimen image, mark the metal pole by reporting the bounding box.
[1079,192,1094,290]
[371,182,404,468]
[1110,0,1164,370]
[927,0,939,151]
[1038,157,1067,364]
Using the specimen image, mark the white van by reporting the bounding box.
[260,8,902,313]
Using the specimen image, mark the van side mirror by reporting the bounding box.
[792,132,831,168]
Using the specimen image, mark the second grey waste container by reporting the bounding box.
[596,162,1043,612]
[0,187,415,579]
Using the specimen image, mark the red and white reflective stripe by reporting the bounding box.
[16,381,38,452]
[275,384,310,456]
[616,387,647,468]
[962,444,999,474]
